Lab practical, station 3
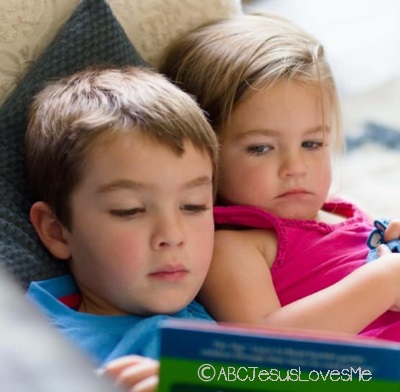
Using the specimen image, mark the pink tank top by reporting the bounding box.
[214,199,400,342]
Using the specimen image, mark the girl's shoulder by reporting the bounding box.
[215,226,278,270]
[214,204,279,229]
[213,205,281,269]
[323,197,370,223]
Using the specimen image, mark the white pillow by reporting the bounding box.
[0,0,242,105]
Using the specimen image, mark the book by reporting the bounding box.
[158,319,400,391]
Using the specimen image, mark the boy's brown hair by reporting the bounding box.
[25,66,219,229]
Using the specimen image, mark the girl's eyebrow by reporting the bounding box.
[304,125,331,135]
[95,176,212,195]
[233,129,279,141]
[234,125,330,140]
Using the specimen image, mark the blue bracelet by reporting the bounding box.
[366,219,400,262]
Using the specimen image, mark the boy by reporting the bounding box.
[25,66,219,391]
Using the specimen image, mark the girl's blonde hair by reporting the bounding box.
[160,13,343,151]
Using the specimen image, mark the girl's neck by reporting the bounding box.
[316,209,347,224]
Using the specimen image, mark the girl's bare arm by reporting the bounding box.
[198,229,400,335]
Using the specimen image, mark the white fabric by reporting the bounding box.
[0,267,119,391]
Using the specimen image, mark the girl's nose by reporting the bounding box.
[278,151,306,178]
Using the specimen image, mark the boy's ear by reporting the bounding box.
[29,201,71,260]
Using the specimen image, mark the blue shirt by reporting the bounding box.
[27,274,214,366]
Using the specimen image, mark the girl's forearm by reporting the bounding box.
[263,255,400,334]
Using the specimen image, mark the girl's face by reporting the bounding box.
[218,80,332,220]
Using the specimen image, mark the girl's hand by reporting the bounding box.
[377,244,392,257]
[384,219,400,243]
[101,355,159,392]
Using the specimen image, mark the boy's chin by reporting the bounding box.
[141,298,195,317]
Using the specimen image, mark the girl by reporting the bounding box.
[160,13,400,342]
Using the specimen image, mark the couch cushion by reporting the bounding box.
[113,0,243,67]
[0,0,145,288]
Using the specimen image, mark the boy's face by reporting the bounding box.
[63,132,214,316]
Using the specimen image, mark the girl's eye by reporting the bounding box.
[181,204,210,214]
[110,208,145,217]
[302,140,325,150]
[246,144,272,156]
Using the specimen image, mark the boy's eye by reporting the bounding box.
[110,208,145,217]
[302,140,325,150]
[181,204,210,214]
[246,144,272,156]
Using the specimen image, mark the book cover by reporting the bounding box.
[158,319,400,391]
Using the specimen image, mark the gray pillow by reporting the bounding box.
[0,0,146,288]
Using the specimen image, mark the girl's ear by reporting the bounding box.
[29,201,71,260]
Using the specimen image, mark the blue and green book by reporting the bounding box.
[158,319,400,391]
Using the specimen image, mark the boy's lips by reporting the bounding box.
[148,265,189,281]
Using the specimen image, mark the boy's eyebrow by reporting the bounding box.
[96,176,212,195]
[183,176,213,189]
[96,180,146,195]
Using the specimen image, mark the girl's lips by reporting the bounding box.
[278,189,309,198]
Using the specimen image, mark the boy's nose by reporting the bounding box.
[151,213,185,249]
